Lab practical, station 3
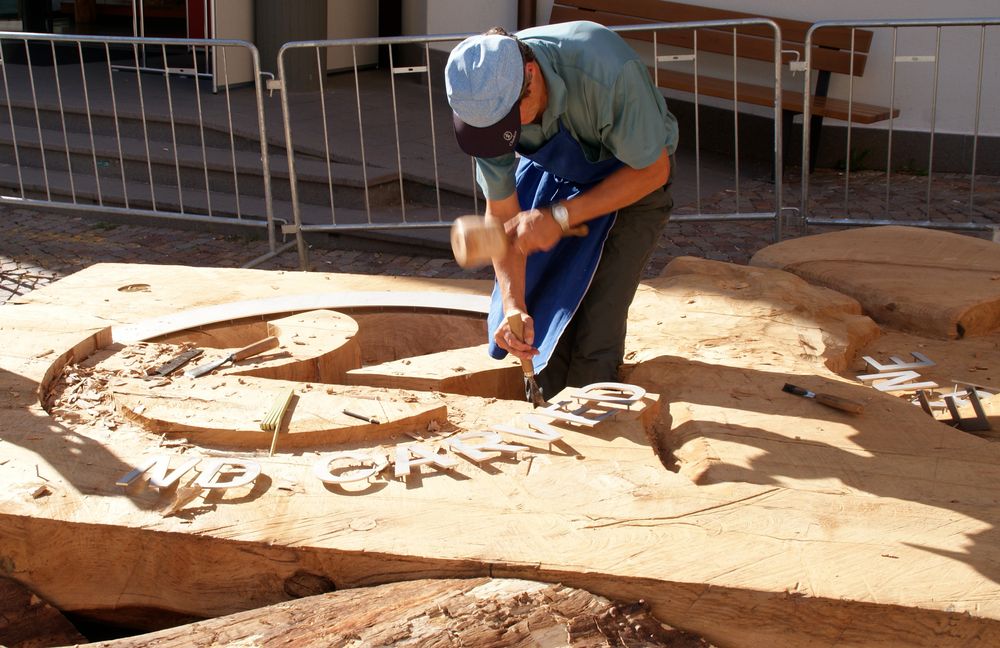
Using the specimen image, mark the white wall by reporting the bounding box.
[426,0,1000,136]
[326,0,378,70]
[423,0,518,36]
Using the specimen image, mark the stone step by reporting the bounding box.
[0,122,476,210]
[0,164,459,252]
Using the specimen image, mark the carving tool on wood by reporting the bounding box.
[184,336,280,378]
[262,388,296,456]
[343,408,381,425]
[782,383,864,415]
[506,312,546,408]
[147,348,203,377]
[450,215,589,268]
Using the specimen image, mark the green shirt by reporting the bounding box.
[475,20,679,200]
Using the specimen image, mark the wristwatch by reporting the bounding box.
[551,202,571,233]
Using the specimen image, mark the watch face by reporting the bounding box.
[553,204,569,232]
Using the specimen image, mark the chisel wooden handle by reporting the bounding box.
[814,392,865,415]
[505,313,535,376]
[232,336,280,361]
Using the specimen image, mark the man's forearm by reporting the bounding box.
[557,148,669,230]
[486,194,527,314]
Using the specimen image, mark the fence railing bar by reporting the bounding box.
[132,42,157,210]
[803,18,999,234]
[104,43,129,209]
[24,41,51,201]
[353,45,372,221]
[387,44,407,223]
[843,29,857,214]
[315,47,336,223]
[693,29,702,213]
[192,44,212,217]
[804,216,996,233]
[0,33,275,262]
[731,27,740,214]
[926,27,942,220]
[104,42,129,208]
[276,43,309,269]
[424,42,443,221]
[0,194,276,228]
[292,211,782,234]
[220,47,242,220]
[162,43,185,214]
[248,45,276,253]
[77,41,103,206]
[1,39,25,197]
[51,41,77,204]
[969,26,985,214]
[771,23,783,241]
[885,28,898,218]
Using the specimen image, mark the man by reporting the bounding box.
[445,20,678,399]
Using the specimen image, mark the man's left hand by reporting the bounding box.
[505,208,562,256]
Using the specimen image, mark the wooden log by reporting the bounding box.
[750,225,1000,339]
[89,578,716,647]
[0,577,86,647]
[3,258,1000,647]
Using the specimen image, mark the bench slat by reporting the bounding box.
[553,0,872,51]
[546,1,896,126]
[652,68,899,123]
[551,5,869,75]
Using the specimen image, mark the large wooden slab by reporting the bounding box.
[2,259,1000,647]
[750,225,1000,339]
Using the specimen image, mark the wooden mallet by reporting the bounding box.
[450,215,588,268]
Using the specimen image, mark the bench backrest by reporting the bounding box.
[550,0,872,77]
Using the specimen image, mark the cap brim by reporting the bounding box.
[452,102,521,158]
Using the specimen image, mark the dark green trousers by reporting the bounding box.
[535,178,673,398]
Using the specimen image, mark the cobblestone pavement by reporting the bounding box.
[2,169,997,306]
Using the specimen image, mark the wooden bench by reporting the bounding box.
[549,0,900,168]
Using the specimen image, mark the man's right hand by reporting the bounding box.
[505,207,563,256]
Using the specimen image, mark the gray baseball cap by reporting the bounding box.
[445,34,524,158]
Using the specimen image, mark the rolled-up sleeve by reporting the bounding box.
[474,153,518,200]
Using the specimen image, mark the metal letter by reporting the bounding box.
[195,458,261,490]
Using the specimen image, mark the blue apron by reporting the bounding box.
[487,121,623,372]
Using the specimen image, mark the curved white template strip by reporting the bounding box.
[112,291,492,343]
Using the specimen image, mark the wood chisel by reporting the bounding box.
[506,312,546,408]
[184,336,280,378]
[147,348,203,377]
[782,383,864,415]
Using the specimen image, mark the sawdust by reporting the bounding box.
[44,341,202,441]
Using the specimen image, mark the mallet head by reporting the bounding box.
[450,215,509,268]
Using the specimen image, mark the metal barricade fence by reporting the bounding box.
[801,18,1000,240]
[277,20,784,270]
[0,32,279,261]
